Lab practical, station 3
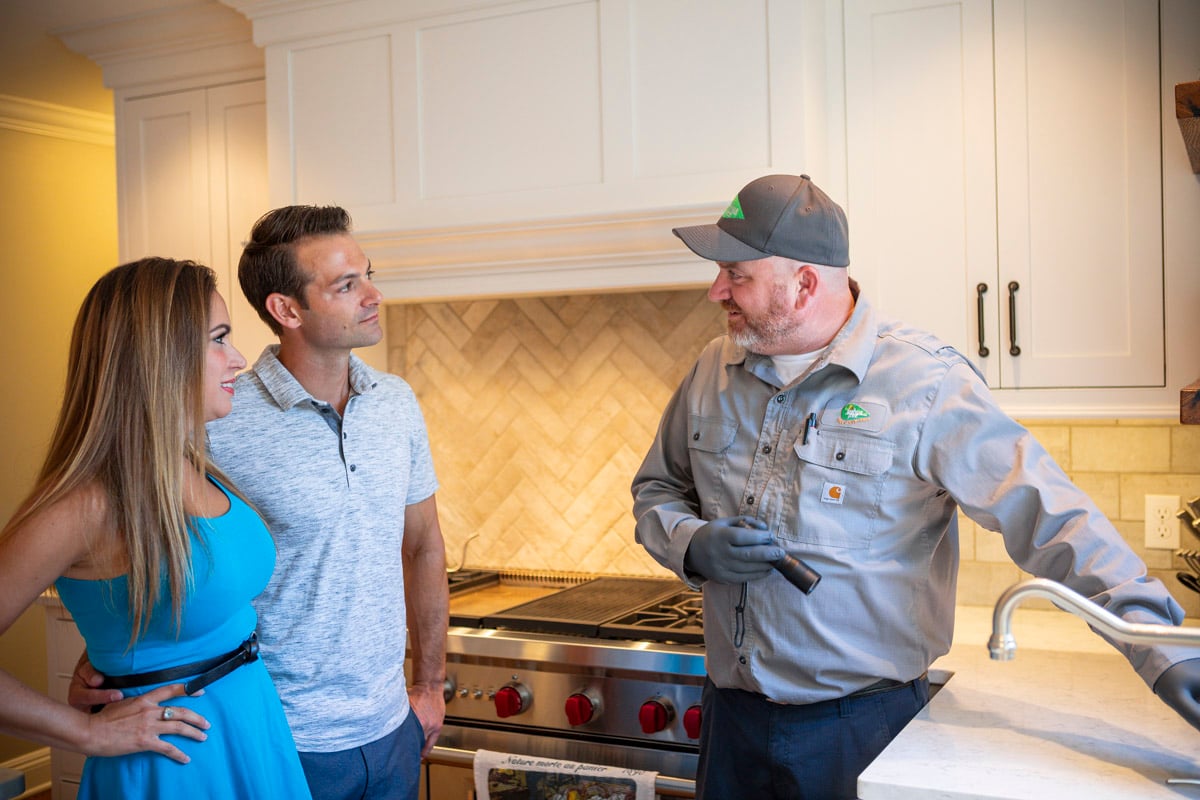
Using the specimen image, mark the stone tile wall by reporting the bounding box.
[961,420,1200,614]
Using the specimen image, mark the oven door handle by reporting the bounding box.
[424,744,698,798]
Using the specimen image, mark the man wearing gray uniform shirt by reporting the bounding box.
[74,205,449,800]
[632,173,1200,799]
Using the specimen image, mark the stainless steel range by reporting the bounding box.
[417,573,706,798]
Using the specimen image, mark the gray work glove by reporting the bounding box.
[1154,657,1200,732]
[683,516,784,584]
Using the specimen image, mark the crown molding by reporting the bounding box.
[220,0,526,46]
[0,94,114,147]
[53,2,263,91]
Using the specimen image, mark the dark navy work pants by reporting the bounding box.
[696,675,930,799]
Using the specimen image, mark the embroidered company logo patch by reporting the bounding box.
[822,400,887,433]
[721,195,745,220]
[839,403,871,423]
[821,482,845,504]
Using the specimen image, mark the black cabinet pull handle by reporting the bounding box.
[1007,281,1021,356]
[976,283,990,357]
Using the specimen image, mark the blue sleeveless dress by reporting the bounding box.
[55,479,312,800]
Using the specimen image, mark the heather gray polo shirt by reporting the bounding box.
[207,346,438,752]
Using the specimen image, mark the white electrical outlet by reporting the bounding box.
[1144,494,1181,549]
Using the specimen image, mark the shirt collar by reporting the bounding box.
[251,345,380,410]
[816,290,877,384]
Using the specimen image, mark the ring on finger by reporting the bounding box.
[161,707,175,721]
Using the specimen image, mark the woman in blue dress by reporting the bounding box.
[0,258,311,799]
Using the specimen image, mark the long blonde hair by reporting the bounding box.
[4,257,240,644]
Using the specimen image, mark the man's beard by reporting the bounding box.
[725,283,798,353]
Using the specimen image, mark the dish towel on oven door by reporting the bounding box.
[473,749,657,800]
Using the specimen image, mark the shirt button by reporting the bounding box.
[775,395,786,404]
[746,496,755,505]
[762,445,771,454]
[835,452,846,461]
[343,432,348,440]
[738,656,747,664]
[693,432,700,441]
[350,464,357,472]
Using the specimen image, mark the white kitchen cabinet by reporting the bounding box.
[38,595,85,800]
[118,79,276,363]
[843,0,1163,391]
[251,0,814,229]
[221,0,829,296]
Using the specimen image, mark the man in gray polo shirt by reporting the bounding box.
[214,205,448,799]
[72,205,449,800]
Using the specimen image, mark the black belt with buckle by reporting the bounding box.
[101,633,259,695]
[849,671,928,699]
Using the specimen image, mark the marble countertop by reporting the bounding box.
[858,606,1200,798]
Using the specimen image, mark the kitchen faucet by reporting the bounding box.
[988,578,1200,660]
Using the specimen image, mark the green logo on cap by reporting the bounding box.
[721,195,745,220]
[840,403,870,422]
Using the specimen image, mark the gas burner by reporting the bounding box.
[599,591,704,645]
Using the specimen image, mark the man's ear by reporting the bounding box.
[265,293,303,330]
[794,264,819,309]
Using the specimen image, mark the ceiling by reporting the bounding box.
[0,1,231,112]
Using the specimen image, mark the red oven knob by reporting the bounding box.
[638,698,674,734]
[564,692,600,726]
[493,683,531,718]
[683,704,702,739]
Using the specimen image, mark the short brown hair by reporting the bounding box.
[238,205,353,334]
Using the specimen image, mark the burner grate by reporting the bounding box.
[599,591,704,645]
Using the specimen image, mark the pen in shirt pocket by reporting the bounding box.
[802,412,818,445]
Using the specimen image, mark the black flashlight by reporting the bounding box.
[773,553,822,594]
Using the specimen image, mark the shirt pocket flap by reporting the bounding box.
[795,434,894,476]
[688,416,738,453]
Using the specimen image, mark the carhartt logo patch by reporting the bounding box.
[840,403,870,422]
[821,482,845,504]
[721,195,746,220]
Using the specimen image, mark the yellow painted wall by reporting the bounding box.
[0,125,117,761]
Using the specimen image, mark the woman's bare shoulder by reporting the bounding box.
[21,481,122,578]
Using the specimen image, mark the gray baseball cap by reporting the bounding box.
[673,174,849,267]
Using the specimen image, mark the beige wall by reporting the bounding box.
[0,103,116,764]
[0,1,116,763]
[389,290,1200,614]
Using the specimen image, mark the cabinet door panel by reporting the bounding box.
[994,0,1163,388]
[206,80,275,364]
[290,34,395,207]
[419,3,603,198]
[844,0,999,385]
[119,90,211,264]
[629,0,771,179]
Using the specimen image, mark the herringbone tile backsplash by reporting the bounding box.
[387,289,725,576]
